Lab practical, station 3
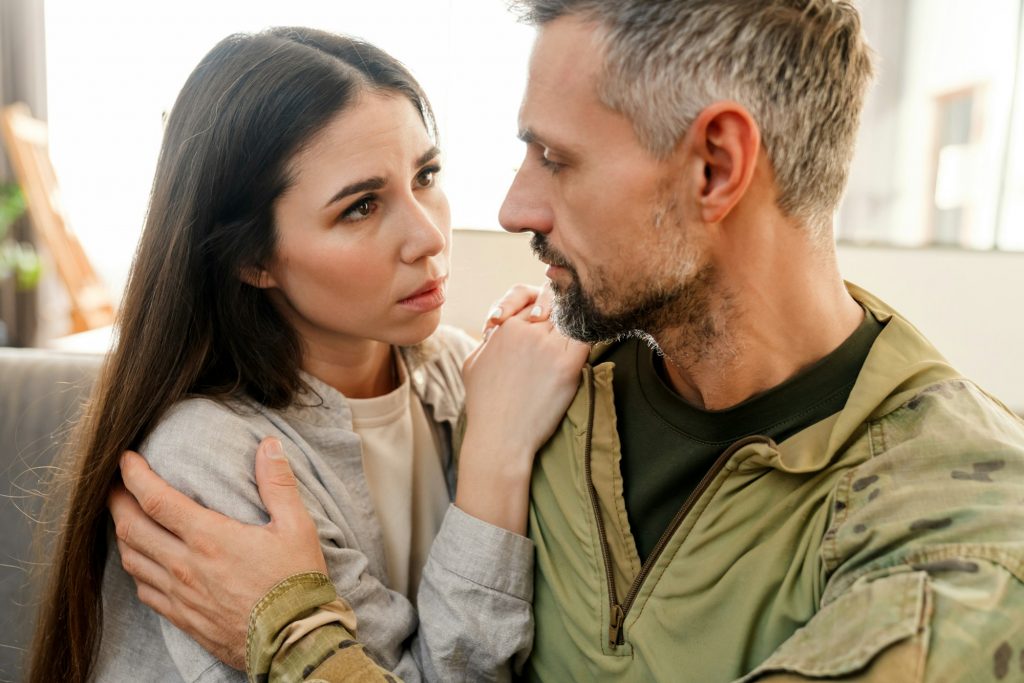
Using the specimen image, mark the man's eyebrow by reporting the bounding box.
[518,128,575,159]
[518,128,539,145]
[324,177,386,209]
[416,146,441,167]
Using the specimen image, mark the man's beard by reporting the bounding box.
[530,233,719,353]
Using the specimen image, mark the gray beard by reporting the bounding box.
[531,234,721,358]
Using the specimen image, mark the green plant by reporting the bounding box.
[0,183,41,290]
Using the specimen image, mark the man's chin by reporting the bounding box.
[552,302,619,344]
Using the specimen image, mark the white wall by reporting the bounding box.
[442,231,1024,413]
[837,244,1024,411]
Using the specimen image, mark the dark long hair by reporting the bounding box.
[28,27,435,683]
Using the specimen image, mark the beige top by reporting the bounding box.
[347,357,449,599]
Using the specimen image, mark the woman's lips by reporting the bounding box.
[398,279,447,312]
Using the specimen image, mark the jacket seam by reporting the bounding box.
[821,469,852,576]
[433,563,533,604]
[608,440,641,579]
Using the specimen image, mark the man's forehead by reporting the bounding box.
[519,16,606,144]
[527,15,604,93]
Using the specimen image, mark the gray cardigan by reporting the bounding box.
[93,326,534,682]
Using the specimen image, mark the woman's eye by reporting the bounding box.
[341,196,377,222]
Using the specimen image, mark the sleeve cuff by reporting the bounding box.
[246,571,355,683]
[428,504,535,601]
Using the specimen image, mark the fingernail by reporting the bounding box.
[487,306,503,320]
[529,305,543,318]
[265,438,285,460]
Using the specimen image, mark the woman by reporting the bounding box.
[28,28,586,683]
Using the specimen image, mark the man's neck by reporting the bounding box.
[656,261,863,411]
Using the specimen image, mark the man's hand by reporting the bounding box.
[108,437,328,670]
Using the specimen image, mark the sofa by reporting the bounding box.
[0,348,102,682]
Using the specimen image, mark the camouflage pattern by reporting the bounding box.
[247,571,401,682]
[247,284,1024,681]
[525,284,1024,682]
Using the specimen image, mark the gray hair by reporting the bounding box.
[510,0,875,230]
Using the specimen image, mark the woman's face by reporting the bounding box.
[261,92,452,351]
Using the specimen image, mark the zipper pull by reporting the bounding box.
[608,603,625,647]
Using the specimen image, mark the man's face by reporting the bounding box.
[499,15,715,344]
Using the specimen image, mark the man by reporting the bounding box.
[111,1,1024,680]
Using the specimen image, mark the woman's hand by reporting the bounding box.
[457,286,589,534]
[481,283,554,338]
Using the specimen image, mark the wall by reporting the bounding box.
[443,230,1024,412]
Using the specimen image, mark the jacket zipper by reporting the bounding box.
[581,366,770,647]
[581,367,624,646]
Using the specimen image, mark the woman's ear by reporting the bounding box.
[682,102,761,224]
[240,266,278,289]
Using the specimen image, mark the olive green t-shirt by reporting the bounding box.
[603,310,884,562]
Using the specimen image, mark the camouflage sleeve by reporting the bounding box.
[246,571,401,683]
[739,382,1024,682]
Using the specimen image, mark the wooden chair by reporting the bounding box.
[1,102,115,334]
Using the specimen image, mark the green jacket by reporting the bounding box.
[525,284,1024,682]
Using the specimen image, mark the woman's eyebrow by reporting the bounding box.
[323,176,386,208]
[323,147,440,209]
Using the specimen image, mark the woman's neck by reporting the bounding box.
[302,338,397,399]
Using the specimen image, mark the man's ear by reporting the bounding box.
[682,102,761,224]
[240,265,278,289]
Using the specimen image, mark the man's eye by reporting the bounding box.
[416,165,441,188]
[539,155,564,174]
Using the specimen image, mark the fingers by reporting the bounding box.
[254,437,299,522]
[134,579,176,626]
[116,534,173,593]
[254,439,320,547]
[109,480,190,572]
[118,450,224,545]
[516,280,554,322]
[531,280,555,321]
[482,283,550,333]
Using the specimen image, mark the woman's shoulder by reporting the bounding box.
[412,324,477,367]
[145,396,266,450]
[139,396,276,513]
[400,325,476,423]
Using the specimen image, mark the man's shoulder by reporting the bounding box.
[878,378,1024,458]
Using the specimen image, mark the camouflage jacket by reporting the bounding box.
[524,283,1024,682]
[250,285,1024,682]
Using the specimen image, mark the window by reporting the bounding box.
[44,0,536,293]
[840,0,1024,250]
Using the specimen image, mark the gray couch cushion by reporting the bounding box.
[0,348,102,682]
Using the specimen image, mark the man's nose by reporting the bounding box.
[499,165,553,235]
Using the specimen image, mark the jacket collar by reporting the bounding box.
[584,283,961,473]
[276,331,464,431]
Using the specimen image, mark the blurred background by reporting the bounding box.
[1,0,1022,409]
